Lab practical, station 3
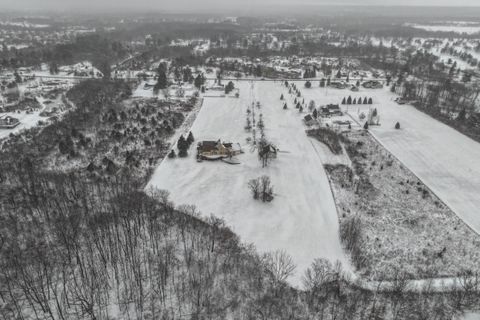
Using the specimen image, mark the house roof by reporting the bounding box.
[304,114,313,122]
[198,140,219,152]
[327,104,340,110]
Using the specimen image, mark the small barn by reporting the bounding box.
[304,114,316,126]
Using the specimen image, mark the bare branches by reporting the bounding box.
[248,176,274,202]
[263,250,296,283]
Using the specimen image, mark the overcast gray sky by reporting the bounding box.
[1,0,480,12]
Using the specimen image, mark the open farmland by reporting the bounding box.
[299,84,480,236]
[147,81,350,286]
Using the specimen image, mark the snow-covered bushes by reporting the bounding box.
[306,128,345,155]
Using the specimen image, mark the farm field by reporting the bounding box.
[147,81,350,286]
[300,85,480,235]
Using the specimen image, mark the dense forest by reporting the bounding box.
[0,33,128,75]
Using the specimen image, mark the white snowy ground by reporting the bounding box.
[300,84,480,235]
[147,81,350,287]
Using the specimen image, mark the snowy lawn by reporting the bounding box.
[300,84,480,235]
[147,81,351,287]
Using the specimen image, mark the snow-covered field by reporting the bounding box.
[300,84,480,235]
[407,23,480,35]
[147,81,350,287]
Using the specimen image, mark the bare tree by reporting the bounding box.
[248,178,261,200]
[263,250,296,283]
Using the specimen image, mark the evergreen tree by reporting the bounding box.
[352,98,356,105]
[178,148,188,158]
[341,97,346,105]
[312,108,318,119]
[183,67,192,83]
[357,97,362,105]
[347,96,352,104]
[187,132,195,145]
[283,103,287,109]
[177,135,187,151]
[368,97,373,104]
[363,97,368,104]
[280,94,284,100]
[225,81,235,94]
[395,122,401,129]
[364,122,369,130]
[155,67,168,91]
[194,74,204,89]
[49,61,59,75]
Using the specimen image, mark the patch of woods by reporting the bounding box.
[324,130,480,283]
[1,79,195,189]
[307,127,347,155]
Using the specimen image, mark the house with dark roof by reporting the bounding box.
[0,115,20,129]
[197,140,242,160]
[304,114,316,126]
[320,104,342,116]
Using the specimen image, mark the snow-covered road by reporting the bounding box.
[147,81,351,287]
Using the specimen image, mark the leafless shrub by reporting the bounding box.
[263,250,296,283]
[248,176,274,202]
[248,178,261,200]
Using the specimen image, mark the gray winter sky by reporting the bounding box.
[1,0,480,12]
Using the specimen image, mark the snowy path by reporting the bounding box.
[300,86,480,235]
[147,81,351,287]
